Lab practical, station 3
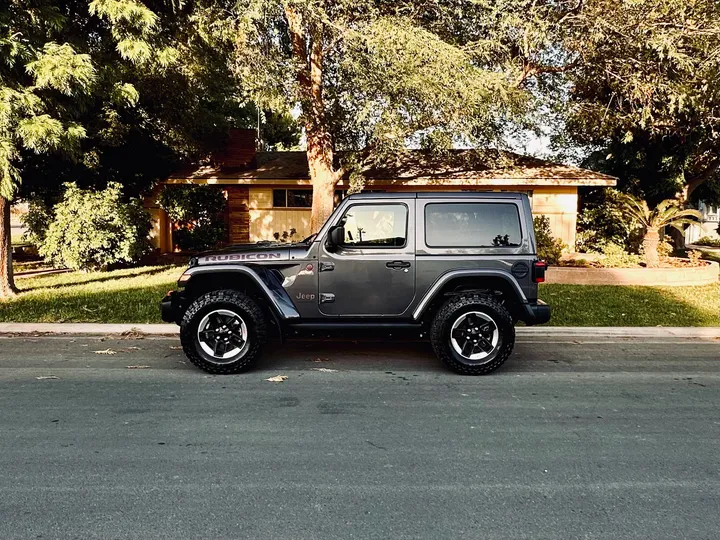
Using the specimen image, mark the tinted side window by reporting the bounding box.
[425,203,522,247]
[340,204,408,248]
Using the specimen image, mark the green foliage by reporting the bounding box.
[620,193,703,233]
[597,242,642,268]
[695,236,720,248]
[577,189,638,252]
[272,228,297,243]
[21,199,54,247]
[533,215,565,264]
[1,0,268,206]
[25,43,96,94]
[556,0,720,203]
[228,0,536,174]
[657,239,674,260]
[158,185,227,251]
[688,250,704,265]
[39,182,151,271]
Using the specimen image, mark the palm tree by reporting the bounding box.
[620,194,702,267]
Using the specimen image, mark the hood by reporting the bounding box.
[195,242,292,265]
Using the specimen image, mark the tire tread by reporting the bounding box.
[430,294,515,375]
[180,289,266,374]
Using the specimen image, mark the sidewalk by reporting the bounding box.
[0,323,718,339]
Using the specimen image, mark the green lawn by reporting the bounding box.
[1,265,182,323]
[540,283,720,327]
[0,265,718,326]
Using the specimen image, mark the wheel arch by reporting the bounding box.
[181,265,300,321]
[413,270,527,322]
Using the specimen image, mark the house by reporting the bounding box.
[685,201,720,244]
[147,129,617,252]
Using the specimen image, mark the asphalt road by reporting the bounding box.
[0,334,719,540]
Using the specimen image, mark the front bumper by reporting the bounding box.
[160,291,186,324]
[521,299,551,326]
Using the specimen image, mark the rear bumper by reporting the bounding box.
[521,300,551,326]
[160,291,186,324]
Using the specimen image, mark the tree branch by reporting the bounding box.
[515,60,579,87]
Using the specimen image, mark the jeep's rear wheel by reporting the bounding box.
[430,294,515,375]
[180,290,266,374]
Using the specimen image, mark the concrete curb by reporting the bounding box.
[0,323,718,339]
[0,323,179,335]
[517,326,720,339]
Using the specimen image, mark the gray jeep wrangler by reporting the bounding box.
[161,192,550,375]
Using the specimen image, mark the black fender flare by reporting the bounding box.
[181,264,300,320]
[412,269,528,321]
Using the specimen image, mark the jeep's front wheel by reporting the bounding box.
[180,290,267,374]
[430,294,515,375]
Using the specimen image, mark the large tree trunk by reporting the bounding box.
[642,226,661,268]
[0,196,18,298]
[285,6,338,233]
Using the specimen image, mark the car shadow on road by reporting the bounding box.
[260,339,448,373]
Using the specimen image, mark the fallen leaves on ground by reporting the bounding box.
[265,375,288,383]
[126,365,150,369]
[93,348,117,355]
[36,376,60,380]
[312,367,338,373]
[119,328,145,339]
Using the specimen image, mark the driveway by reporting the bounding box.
[0,334,718,539]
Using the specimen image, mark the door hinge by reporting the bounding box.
[320,293,335,304]
[319,261,335,272]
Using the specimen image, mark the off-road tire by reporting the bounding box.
[430,294,515,375]
[180,289,267,374]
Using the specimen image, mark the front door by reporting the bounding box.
[318,201,415,316]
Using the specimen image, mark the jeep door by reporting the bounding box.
[318,199,416,316]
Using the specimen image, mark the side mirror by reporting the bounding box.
[327,225,345,252]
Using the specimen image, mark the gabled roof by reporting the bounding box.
[167,149,617,187]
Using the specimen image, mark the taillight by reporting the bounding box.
[533,261,547,283]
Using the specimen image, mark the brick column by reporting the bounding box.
[226,186,250,244]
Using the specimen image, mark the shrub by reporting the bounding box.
[576,188,636,252]
[158,185,227,251]
[657,239,674,260]
[533,215,565,264]
[39,182,152,271]
[21,198,53,246]
[272,228,297,242]
[695,236,720,248]
[688,250,704,265]
[597,242,642,268]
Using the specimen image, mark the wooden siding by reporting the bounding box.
[249,188,312,242]
[530,186,578,248]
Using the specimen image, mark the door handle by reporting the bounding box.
[386,261,411,269]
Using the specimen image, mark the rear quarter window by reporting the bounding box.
[425,202,522,247]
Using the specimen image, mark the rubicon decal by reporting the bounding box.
[203,253,284,262]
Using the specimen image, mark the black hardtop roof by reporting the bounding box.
[345,191,526,200]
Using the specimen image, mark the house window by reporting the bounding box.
[273,189,312,208]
